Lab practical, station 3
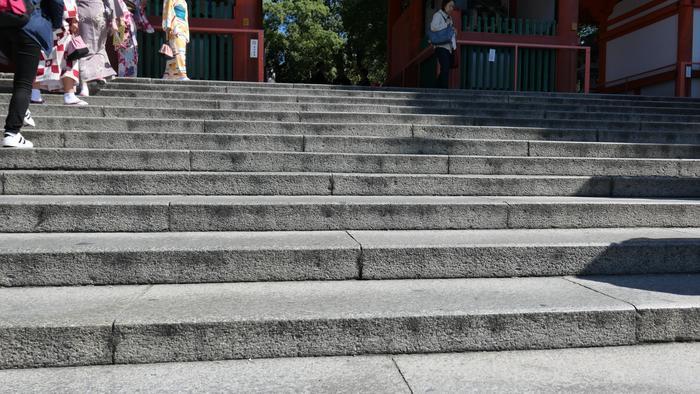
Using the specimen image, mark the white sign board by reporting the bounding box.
[250,39,259,59]
[488,49,496,62]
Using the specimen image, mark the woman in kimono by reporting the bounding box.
[114,0,154,77]
[32,0,88,106]
[76,0,125,96]
[162,0,189,80]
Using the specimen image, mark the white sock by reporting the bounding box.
[64,92,78,104]
[80,82,89,96]
[31,89,42,102]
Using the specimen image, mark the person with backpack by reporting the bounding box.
[0,0,64,148]
[430,0,456,89]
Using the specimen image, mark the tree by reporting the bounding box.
[264,0,344,83]
[338,0,387,84]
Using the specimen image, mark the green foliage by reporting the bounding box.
[264,0,344,83]
[264,0,387,85]
[338,0,387,84]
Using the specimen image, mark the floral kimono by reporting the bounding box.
[114,0,154,77]
[35,0,81,91]
[162,0,189,80]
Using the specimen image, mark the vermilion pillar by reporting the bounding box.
[387,0,402,79]
[556,0,580,92]
[676,0,693,96]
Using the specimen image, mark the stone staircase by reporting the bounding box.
[0,77,699,378]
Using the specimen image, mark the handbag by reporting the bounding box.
[427,12,454,46]
[428,26,454,46]
[0,0,34,28]
[65,36,89,62]
[159,43,174,58]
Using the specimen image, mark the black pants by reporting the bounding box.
[435,47,452,89]
[1,29,41,134]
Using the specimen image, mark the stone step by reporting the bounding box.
[18,94,700,116]
[5,72,700,105]
[1,228,698,287]
[23,110,700,134]
[1,274,698,368]
[99,81,700,105]
[1,343,698,392]
[111,77,700,104]
[6,136,700,162]
[6,170,700,197]
[18,103,700,127]
[2,147,698,177]
[25,117,700,144]
[92,87,700,110]
[0,195,697,233]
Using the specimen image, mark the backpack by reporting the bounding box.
[427,12,454,46]
[0,0,35,28]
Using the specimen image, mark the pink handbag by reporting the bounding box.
[159,43,174,58]
[66,36,89,62]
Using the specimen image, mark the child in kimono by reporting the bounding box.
[162,0,189,80]
[114,0,154,77]
[32,0,88,106]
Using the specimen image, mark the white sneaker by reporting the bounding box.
[79,82,90,97]
[64,98,89,106]
[23,110,35,127]
[2,132,34,148]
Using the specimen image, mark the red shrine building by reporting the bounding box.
[388,0,700,97]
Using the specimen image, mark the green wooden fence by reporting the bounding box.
[419,16,558,92]
[137,0,235,80]
[462,15,556,36]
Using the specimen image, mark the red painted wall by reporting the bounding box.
[233,0,264,82]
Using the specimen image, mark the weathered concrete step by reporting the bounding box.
[2,343,699,392]
[3,148,698,178]
[21,130,700,160]
[0,231,359,286]
[4,72,700,105]
[353,228,700,280]
[27,110,700,133]
[30,117,413,137]
[17,94,700,116]
[22,104,547,122]
[7,171,699,197]
[108,77,700,104]
[0,196,697,233]
[2,274,699,368]
[100,81,700,106]
[1,228,698,287]
[21,103,700,127]
[25,117,700,144]
[94,87,700,110]
[418,125,700,145]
